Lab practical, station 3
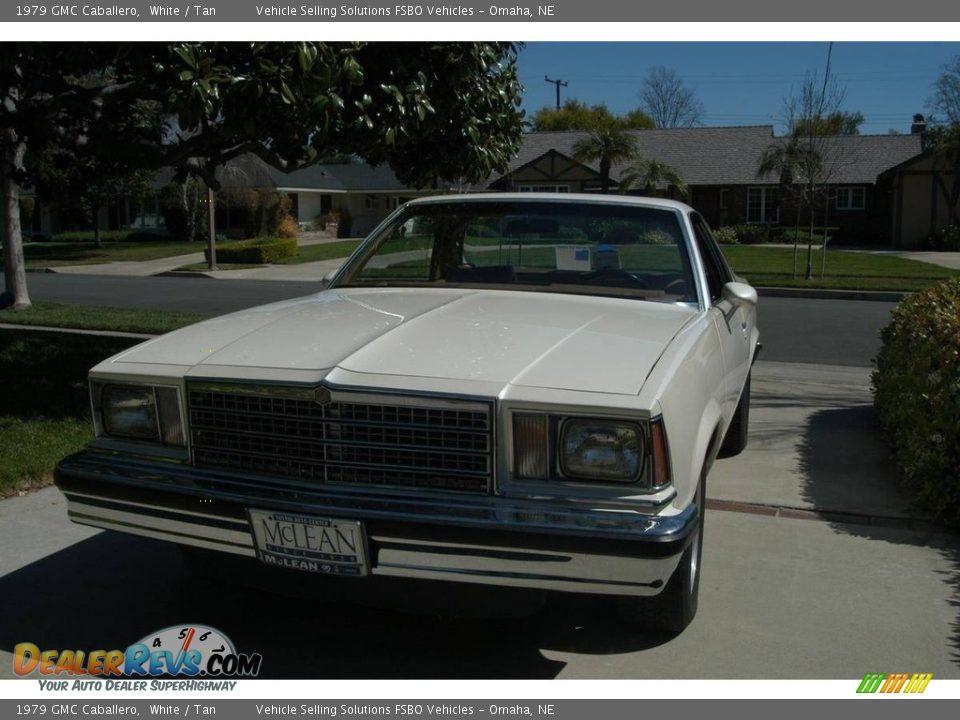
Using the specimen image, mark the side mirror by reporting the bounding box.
[320,268,338,289]
[721,281,758,308]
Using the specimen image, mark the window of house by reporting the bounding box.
[747,187,779,224]
[517,184,570,193]
[835,186,866,210]
[718,189,729,210]
[365,195,380,210]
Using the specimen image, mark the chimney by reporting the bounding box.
[910,113,927,134]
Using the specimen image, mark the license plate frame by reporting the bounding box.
[248,509,369,577]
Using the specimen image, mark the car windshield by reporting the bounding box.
[335,200,699,303]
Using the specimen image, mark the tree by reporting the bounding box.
[619,158,688,198]
[929,55,960,124]
[571,122,639,194]
[531,99,653,131]
[792,111,864,136]
[29,144,152,248]
[1,45,140,309]
[756,137,822,277]
[639,66,704,129]
[927,55,960,228]
[761,54,858,281]
[1,42,525,304]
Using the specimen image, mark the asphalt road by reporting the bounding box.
[24,273,897,367]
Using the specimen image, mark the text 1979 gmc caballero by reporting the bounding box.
[56,193,758,633]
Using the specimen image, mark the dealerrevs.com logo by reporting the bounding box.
[14,625,262,679]
[857,672,933,694]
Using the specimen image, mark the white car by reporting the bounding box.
[56,194,758,633]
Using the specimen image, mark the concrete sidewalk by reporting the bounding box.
[45,234,355,280]
[711,359,924,524]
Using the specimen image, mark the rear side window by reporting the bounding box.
[690,213,732,303]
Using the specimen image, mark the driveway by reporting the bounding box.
[865,250,960,271]
[1,358,956,679]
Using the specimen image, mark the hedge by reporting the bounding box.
[872,277,960,528]
[205,237,298,265]
[51,230,168,243]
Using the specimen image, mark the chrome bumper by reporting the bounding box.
[55,452,696,597]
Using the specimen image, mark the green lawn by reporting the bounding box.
[720,246,958,292]
[12,240,204,268]
[273,240,363,264]
[0,302,210,334]
[0,331,140,496]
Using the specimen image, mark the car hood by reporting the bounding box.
[113,288,696,396]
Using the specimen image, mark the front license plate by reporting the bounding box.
[248,509,368,576]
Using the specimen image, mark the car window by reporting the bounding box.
[690,213,731,303]
[338,201,699,304]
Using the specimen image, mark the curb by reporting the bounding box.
[154,270,215,279]
[757,286,907,302]
[0,323,155,339]
[707,498,942,534]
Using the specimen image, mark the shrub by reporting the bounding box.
[780,227,837,245]
[714,226,738,245]
[639,229,676,245]
[925,225,960,252]
[52,230,168,243]
[276,215,299,239]
[258,191,293,237]
[312,210,343,233]
[729,224,770,245]
[205,237,298,265]
[872,277,960,528]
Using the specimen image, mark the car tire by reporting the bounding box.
[719,371,751,457]
[617,470,705,634]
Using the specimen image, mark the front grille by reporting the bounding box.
[188,385,493,494]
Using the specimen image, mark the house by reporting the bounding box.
[488,126,925,244]
[40,120,945,247]
[877,117,960,248]
[212,155,431,236]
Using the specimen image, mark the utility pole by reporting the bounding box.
[544,76,568,110]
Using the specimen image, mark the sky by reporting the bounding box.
[516,42,960,135]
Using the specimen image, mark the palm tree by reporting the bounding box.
[756,137,823,278]
[572,122,638,193]
[619,158,688,198]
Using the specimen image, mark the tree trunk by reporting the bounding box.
[600,158,610,194]
[792,207,800,279]
[207,185,217,270]
[93,203,102,248]
[1,132,31,310]
[183,181,200,243]
[820,192,829,279]
[805,185,815,281]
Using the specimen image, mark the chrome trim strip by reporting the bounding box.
[58,453,694,539]
[59,481,685,597]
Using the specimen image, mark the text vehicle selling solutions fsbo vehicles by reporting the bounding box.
[56,193,759,633]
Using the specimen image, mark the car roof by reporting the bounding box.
[403,192,695,213]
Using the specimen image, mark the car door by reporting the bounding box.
[690,213,753,422]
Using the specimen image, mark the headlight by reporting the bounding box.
[98,384,185,446]
[560,418,643,483]
[102,385,158,439]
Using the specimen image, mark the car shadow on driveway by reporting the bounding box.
[0,530,674,679]
[798,403,960,667]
